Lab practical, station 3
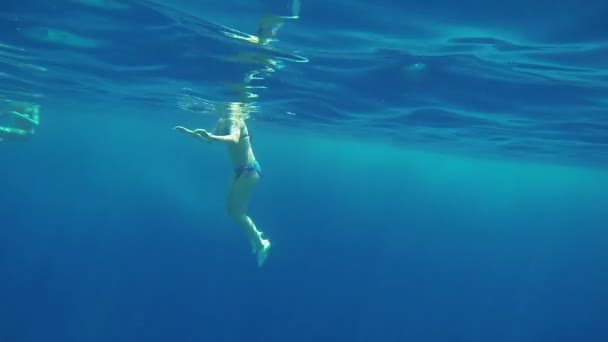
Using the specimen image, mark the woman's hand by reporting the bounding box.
[174,126,212,143]
[194,129,211,140]
[173,126,194,134]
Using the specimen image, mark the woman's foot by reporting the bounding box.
[256,239,271,267]
[249,232,270,267]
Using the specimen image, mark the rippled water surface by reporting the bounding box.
[2,0,608,163]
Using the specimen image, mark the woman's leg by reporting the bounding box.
[226,170,271,265]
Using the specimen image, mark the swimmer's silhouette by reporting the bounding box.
[174,1,301,267]
[174,102,270,266]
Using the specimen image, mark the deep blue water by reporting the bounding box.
[1,0,608,341]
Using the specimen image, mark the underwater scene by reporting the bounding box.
[1,0,607,341]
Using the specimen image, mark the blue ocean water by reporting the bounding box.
[1,0,608,341]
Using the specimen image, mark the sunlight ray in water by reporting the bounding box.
[0,43,48,73]
[0,42,25,52]
[0,40,46,106]
[0,57,48,73]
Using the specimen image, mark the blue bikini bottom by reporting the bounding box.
[234,160,262,178]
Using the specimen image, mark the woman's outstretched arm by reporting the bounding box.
[195,119,241,144]
[173,126,212,143]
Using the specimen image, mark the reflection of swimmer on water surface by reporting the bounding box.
[223,6,299,46]
[0,100,40,142]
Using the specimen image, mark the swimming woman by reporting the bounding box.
[173,102,271,267]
